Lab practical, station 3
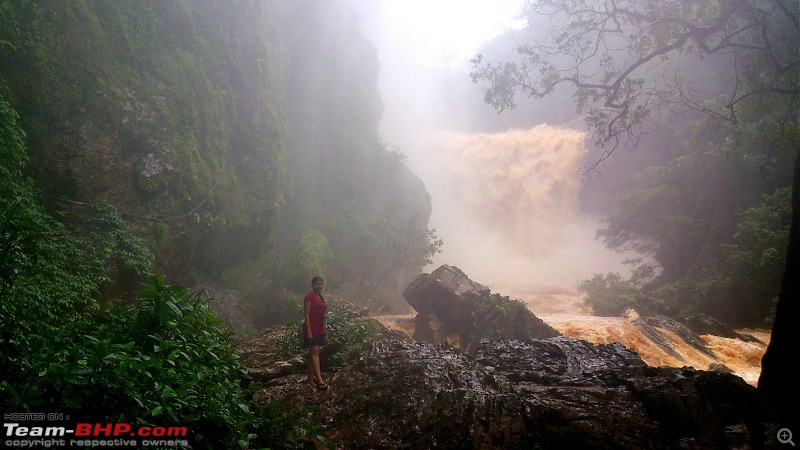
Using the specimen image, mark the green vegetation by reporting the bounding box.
[4,277,247,448]
[337,205,443,292]
[471,0,798,327]
[323,305,382,369]
[277,304,382,367]
[250,402,333,450]
[281,230,333,294]
[0,0,288,301]
[468,294,539,340]
[1,94,329,448]
[586,150,792,323]
[577,274,642,317]
[0,97,152,329]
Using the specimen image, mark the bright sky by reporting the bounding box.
[378,0,526,66]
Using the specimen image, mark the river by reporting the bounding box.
[517,288,769,386]
[376,288,769,386]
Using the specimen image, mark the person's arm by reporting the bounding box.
[323,302,329,345]
[304,299,313,339]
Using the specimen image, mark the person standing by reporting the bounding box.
[304,276,329,390]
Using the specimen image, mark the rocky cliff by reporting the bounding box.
[0,0,432,330]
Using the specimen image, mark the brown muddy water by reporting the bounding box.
[376,288,769,386]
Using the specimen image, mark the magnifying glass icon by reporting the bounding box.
[778,428,795,446]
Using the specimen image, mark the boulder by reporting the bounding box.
[403,265,560,348]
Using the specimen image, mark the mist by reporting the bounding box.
[348,0,631,294]
[0,2,789,442]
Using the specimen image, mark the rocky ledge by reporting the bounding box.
[244,266,781,449]
[253,336,779,449]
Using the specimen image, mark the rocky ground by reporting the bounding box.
[236,266,782,449]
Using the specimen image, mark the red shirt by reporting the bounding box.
[304,291,327,335]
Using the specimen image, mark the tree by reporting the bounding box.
[471,0,798,425]
[337,204,442,292]
[695,187,792,324]
[594,141,790,325]
[472,0,798,167]
[577,273,641,316]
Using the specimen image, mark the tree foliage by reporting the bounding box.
[282,229,333,293]
[2,0,438,330]
[578,273,642,317]
[1,96,153,326]
[336,203,443,292]
[277,303,382,369]
[471,0,799,170]
[566,168,790,325]
[471,0,798,327]
[688,187,791,324]
[0,0,289,295]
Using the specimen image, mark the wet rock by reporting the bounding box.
[683,313,764,343]
[237,322,345,384]
[247,342,343,383]
[633,315,716,361]
[403,265,560,348]
[244,269,779,448]
[248,356,305,383]
[708,362,734,374]
[318,337,779,449]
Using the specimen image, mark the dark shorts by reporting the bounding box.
[304,334,326,348]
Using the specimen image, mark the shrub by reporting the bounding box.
[249,400,333,450]
[3,276,251,448]
[1,96,328,449]
[577,273,641,316]
[276,304,381,363]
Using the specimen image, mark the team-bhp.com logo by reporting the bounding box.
[5,422,187,437]
[4,421,189,448]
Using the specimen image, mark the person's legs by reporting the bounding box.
[309,345,326,387]
[306,350,315,386]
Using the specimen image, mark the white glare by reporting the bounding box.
[379,0,526,65]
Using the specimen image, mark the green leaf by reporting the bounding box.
[47,364,69,376]
[166,300,183,318]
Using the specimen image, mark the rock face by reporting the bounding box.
[633,315,716,360]
[683,313,764,343]
[403,265,560,347]
[313,338,779,449]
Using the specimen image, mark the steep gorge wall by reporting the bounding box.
[1,1,288,286]
[0,0,431,330]
[279,1,432,309]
